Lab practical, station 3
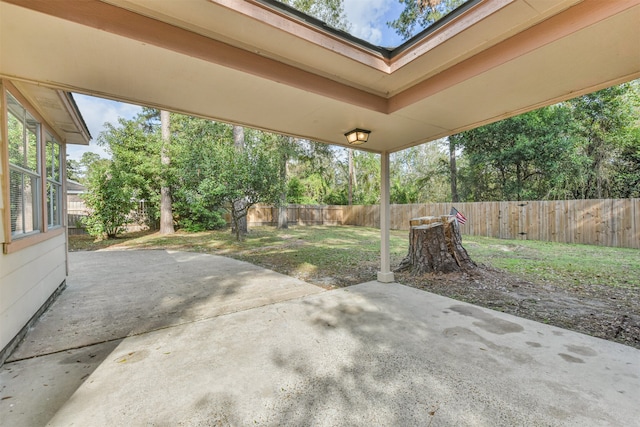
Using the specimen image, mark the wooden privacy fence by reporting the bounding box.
[67,199,88,235]
[67,199,149,235]
[67,199,639,248]
[244,204,344,227]
[244,199,640,249]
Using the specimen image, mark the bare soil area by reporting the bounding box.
[393,265,640,349]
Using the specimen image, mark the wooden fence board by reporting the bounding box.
[631,199,637,248]
[487,202,495,237]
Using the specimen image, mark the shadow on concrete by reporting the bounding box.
[0,249,321,427]
[42,281,638,425]
[4,252,639,426]
[258,284,639,425]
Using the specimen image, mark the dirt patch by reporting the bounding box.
[393,265,640,349]
[250,246,640,350]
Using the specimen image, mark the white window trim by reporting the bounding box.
[45,135,63,229]
[2,82,68,254]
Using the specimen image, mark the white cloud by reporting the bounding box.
[343,0,387,45]
[343,0,403,47]
[67,94,142,161]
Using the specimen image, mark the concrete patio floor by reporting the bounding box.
[1,250,638,426]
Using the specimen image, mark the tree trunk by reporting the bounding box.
[277,205,288,229]
[449,137,459,203]
[348,148,354,205]
[159,110,174,235]
[396,216,475,274]
[232,125,248,235]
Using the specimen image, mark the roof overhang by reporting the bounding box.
[6,80,91,146]
[1,0,638,152]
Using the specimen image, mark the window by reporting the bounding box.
[270,0,478,52]
[46,134,62,228]
[7,93,41,237]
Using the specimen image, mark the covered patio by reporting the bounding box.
[1,0,639,424]
[2,0,639,282]
[2,250,639,426]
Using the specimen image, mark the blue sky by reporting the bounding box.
[68,95,141,162]
[343,0,406,47]
[68,1,406,162]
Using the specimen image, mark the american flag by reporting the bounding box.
[450,207,467,225]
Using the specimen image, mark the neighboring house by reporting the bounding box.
[66,179,87,203]
[0,80,90,364]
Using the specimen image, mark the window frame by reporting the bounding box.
[2,81,67,254]
[45,133,63,229]
[7,91,42,238]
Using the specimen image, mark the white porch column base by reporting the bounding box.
[377,271,395,283]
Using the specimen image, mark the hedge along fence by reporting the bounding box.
[245,199,640,249]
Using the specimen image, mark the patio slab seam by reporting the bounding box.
[6,283,325,364]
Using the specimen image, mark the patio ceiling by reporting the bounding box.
[1,0,639,153]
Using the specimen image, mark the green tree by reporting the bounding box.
[351,151,380,205]
[98,111,162,226]
[388,0,468,41]
[261,134,303,228]
[170,116,230,231]
[567,83,639,199]
[287,177,306,203]
[169,117,284,238]
[232,126,249,236]
[67,151,104,185]
[81,158,136,238]
[390,141,450,203]
[66,158,83,182]
[203,137,283,240]
[451,82,639,202]
[280,0,350,31]
[288,140,340,204]
[449,137,459,202]
[454,105,575,201]
[612,126,640,198]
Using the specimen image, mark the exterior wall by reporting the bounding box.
[0,232,66,352]
[0,90,4,248]
[0,80,81,360]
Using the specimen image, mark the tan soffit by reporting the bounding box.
[0,0,638,153]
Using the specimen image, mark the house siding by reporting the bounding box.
[0,232,67,352]
[0,81,86,362]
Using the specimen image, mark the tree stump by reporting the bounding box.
[395,216,476,274]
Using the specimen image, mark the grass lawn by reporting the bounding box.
[463,236,640,290]
[69,226,639,290]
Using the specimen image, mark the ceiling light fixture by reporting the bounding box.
[344,128,370,145]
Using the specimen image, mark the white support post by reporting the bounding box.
[378,150,394,283]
